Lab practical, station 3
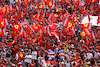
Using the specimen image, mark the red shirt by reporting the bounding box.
[30,63,36,67]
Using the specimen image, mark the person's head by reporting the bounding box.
[28,49,31,54]
[2,56,5,59]
[32,59,35,63]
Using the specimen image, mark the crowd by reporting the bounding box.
[0,0,100,67]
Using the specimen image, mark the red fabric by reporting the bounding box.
[30,63,36,67]
[23,0,29,6]
[13,24,21,30]
[0,29,5,36]
[81,23,91,29]
[0,19,7,28]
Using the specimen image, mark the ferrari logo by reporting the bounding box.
[51,32,55,34]
[44,0,47,2]
[92,0,95,2]
[68,22,72,27]
[81,32,85,37]
[33,15,36,18]
[1,21,4,26]
[54,14,58,17]
[84,24,88,27]
[49,2,52,6]
[14,25,19,29]
[20,53,23,58]
[39,4,43,8]
[64,14,66,17]
[15,0,18,2]
[2,7,6,12]
[35,27,38,29]
[25,2,28,4]
[56,9,59,12]
[12,40,15,44]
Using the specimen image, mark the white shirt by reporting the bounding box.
[24,55,32,63]
[1,51,6,59]
[15,53,18,60]
[38,57,41,64]
[87,53,93,59]
[41,60,46,67]
[65,62,70,67]
[65,54,70,60]
[32,51,37,60]
[10,0,14,4]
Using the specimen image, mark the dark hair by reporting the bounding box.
[73,62,76,66]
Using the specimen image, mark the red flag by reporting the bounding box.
[0,12,3,22]
[23,0,29,6]
[87,30,95,44]
[91,7,94,16]
[13,23,21,30]
[0,19,8,28]
[53,13,61,18]
[97,14,100,25]
[18,28,26,39]
[47,0,54,9]
[62,12,70,20]
[15,0,21,3]
[91,0,96,3]
[26,28,33,37]
[12,30,18,37]
[30,38,36,44]
[38,2,45,9]
[21,28,26,38]
[48,23,59,30]
[80,29,90,38]
[8,6,13,13]
[31,26,40,32]
[0,29,5,36]
[91,30,95,39]
[1,6,7,13]
[22,20,29,30]
[50,30,58,36]
[73,0,80,5]
[72,13,78,24]
[64,19,74,29]
[9,39,16,47]
[81,23,91,29]
[49,13,61,23]
[81,6,86,14]
[9,16,13,24]
[46,11,50,18]
[62,27,69,36]
[87,36,93,44]
[88,15,91,22]
[70,27,75,35]
[43,0,47,3]
[32,13,39,20]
